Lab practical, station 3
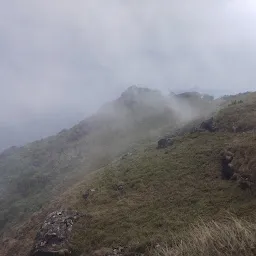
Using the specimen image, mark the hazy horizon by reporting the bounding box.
[1,0,256,150]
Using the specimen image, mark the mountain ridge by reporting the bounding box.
[0,86,215,235]
[3,87,253,256]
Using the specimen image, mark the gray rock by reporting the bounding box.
[30,210,81,256]
[157,138,173,149]
[220,150,234,180]
[199,117,217,132]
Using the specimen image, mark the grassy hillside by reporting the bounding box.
[66,132,256,255]
[2,92,256,256]
[60,92,256,255]
[0,86,215,234]
[4,89,256,256]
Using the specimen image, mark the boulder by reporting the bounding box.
[199,117,216,132]
[157,138,173,149]
[220,150,234,180]
[221,148,255,192]
[30,210,81,256]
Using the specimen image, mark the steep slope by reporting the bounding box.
[2,92,256,256]
[66,92,256,255]
[0,86,215,233]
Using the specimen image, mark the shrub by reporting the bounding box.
[229,100,243,106]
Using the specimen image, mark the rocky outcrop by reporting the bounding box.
[199,117,217,132]
[220,149,255,191]
[30,210,81,256]
[220,150,234,180]
[157,138,173,149]
[237,176,253,191]
[166,117,217,138]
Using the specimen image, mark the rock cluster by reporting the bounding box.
[221,149,254,191]
[199,117,217,132]
[30,210,81,256]
[157,138,173,149]
[221,150,234,180]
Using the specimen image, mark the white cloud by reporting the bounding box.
[1,0,256,146]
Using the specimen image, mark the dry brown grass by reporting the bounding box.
[156,215,256,256]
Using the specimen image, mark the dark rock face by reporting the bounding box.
[221,150,234,180]
[157,138,173,149]
[200,117,216,132]
[157,138,167,148]
[30,210,81,256]
[220,149,255,192]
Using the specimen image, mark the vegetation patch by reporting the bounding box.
[156,215,256,256]
[70,132,256,255]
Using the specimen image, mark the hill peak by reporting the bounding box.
[119,85,161,104]
[121,85,159,96]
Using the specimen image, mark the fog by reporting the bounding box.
[1,0,256,150]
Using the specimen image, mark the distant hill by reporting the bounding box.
[0,86,215,235]
[3,90,256,256]
[0,111,87,152]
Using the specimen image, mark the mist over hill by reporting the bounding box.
[1,89,256,256]
[2,1,256,255]
[0,86,215,233]
[0,111,87,152]
[0,86,226,153]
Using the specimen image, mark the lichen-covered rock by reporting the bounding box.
[30,210,81,256]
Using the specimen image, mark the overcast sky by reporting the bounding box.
[1,0,256,148]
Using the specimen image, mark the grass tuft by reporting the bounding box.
[156,215,256,256]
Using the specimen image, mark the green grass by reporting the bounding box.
[69,131,256,255]
[0,88,215,233]
[3,91,256,256]
[0,105,179,232]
